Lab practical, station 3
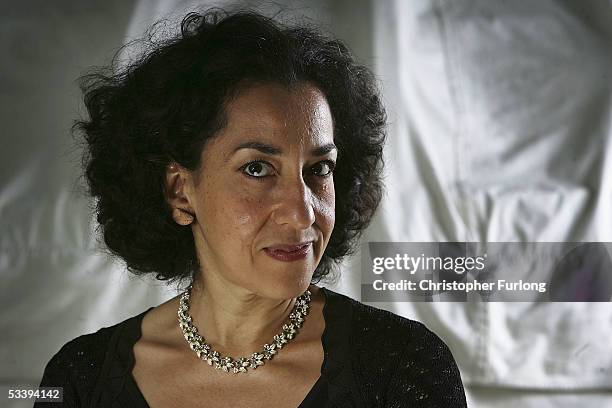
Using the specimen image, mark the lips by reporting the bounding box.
[264,242,313,262]
[266,242,312,252]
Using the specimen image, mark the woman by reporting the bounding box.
[37,9,467,407]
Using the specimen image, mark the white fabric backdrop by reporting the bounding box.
[1,0,611,406]
[372,0,612,388]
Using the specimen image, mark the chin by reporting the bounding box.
[257,271,314,301]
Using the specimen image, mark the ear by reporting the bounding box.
[165,163,196,226]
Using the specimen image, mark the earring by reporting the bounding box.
[173,208,194,226]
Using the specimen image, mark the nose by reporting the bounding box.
[271,175,316,230]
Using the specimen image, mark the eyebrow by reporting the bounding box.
[232,141,337,156]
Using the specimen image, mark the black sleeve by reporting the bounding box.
[33,329,112,408]
[34,344,81,408]
[385,324,468,407]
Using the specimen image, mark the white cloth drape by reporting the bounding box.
[369,0,612,390]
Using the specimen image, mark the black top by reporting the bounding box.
[36,287,467,407]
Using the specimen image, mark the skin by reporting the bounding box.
[132,82,335,407]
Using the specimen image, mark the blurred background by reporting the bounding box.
[1,0,611,407]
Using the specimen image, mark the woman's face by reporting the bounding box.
[184,83,336,300]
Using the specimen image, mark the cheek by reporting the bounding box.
[314,181,335,234]
[199,178,266,242]
[236,213,252,226]
[225,191,267,242]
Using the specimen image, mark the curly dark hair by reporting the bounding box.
[75,9,386,282]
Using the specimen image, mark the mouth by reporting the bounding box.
[264,242,313,262]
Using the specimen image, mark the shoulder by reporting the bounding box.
[325,288,438,350]
[351,297,450,356]
[324,288,467,407]
[36,309,149,407]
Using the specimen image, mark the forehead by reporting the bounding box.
[215,82,334,148]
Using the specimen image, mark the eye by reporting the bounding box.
[311,160,336,177]
[241,161,274,178]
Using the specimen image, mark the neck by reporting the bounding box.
[186,277,301,356]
